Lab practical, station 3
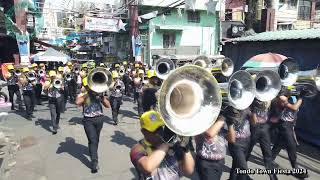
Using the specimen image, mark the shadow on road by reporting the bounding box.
[35,118,52,132]
[110,130,137,149]
[68,117,83,125]
[122,96,132,102]
[247,153,265,167]
[119,109,139,119]
[104,115,115,125]
[56,137,91,169]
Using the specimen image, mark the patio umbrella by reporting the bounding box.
[243,52,288,68]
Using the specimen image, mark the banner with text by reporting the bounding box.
[84,16,119,32]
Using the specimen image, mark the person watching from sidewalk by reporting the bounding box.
[76,77,111,174]
[130,110,195,180]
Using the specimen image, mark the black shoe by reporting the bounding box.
[26,116,32,121]
[52,130,57,135]
[91,162,99,173]
[30,114,35,118]
[293,172,309,179]
[11,106,15,110]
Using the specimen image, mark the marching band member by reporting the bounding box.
[271,90,309,179]
[141,70,161,112]
[31,63,43,105]
[195,111,234,180]
[76,77,111,173]
[122,67,132,97]
[130,111,195,180]
[225,106,252,180]
[109,71,125,125]
[134,69,145,116]
[20,67,36,120]
[65,68,77,103]
[246,99,278,180]
[4,64,22,110]
[57,66,66,113]
[43,71,64,135]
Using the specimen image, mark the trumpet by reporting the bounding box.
[87,67,112,93]
[219,70,255,110]
[158,65,222,136]
[155,58,176,80]
[53,78,63,89]
[38,70,46,77]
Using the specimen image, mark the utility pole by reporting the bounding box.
[129,0,139,62]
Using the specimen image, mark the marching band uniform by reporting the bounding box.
[247,99,278,180]
[31,63,43,105]
[134,70,145,116]
[76,77,111,173]
[271,93,308,179]
[141,70,160,112]
[109,71,125,125]
[44,71,63,135]
[5,65,22,110]
[195,114,230,180]
[21,67,36,120]
[225,106,251,180]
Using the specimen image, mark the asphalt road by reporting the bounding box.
[0,95,319,180]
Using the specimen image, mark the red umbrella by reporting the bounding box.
[249,53,287,63]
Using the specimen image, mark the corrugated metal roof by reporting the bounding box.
[230,28,320,42]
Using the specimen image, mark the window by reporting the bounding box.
[187,11,200,23]
[298,0,312,20]
[163,33,176,48]
[279,0,298,9]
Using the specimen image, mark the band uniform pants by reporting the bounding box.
[137,93,143,116]
[83,116,104,164]
[23,90,35,116]
[8,85,22,109]
[49,97,62,131]
[272,121,298,169]
[35,83,42,105]
[196,157,224,180]
[246,123,277,180]
[229,138,250,180]
[110,96,122,123]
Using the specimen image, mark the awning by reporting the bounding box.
[32,48,70,64]
[155,25,184,30]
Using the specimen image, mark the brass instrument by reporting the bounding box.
[211,58,234,77]
[192,55,211,68]
[65,73,72,81]
[87,67,112,93]
[73,65,80,74]
[155,58,176,80]
[38,70,46,77]
[245,58,299,86]
[158,65,222,136]
[253,70,281,101]
[27,72,36,81]
[119,66,125,76]
[219,70,255,110]
[53,79,63,89]
[14,69,22,76]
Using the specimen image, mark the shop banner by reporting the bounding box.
[84,16,119,32]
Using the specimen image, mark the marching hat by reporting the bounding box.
[140,111,165,132]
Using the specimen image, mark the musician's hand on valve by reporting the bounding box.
[176,136,191,153]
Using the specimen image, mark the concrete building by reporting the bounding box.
[138,0,221,65]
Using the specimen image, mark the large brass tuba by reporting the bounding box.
[27,72,36,81]
[14,69,22,76]
[219,70,255,110]
[211,58,234,77]
[254,70,282,101]
[155,58,176,79]
[192,55,211,68]
[158,65,222,136]
[53,78,63,89]
[246,58,299,86]
[87,67,112,93]
[38,70,46,77]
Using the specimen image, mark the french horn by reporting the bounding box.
[219,70,255,110]
[158,65,222,136]
[155,58,176,80]
[87,67,112,93]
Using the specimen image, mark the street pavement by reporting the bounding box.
[0,95,319,180]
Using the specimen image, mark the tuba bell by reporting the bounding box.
[192,55,211,68]
[253,70,281,101]
[38,70,46,77]
[119,66,125,76]
[14,69,22,76]
[27,72,36,81]
[219,70,255,110]
[211,58,234,77]
[53,78,63,89]
[65,73,72,81]
[245,58,299,86]
[87,67,112,93]
[155,58,176,80]
[158,65,222,136]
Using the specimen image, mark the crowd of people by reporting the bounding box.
[1,61,310,179]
